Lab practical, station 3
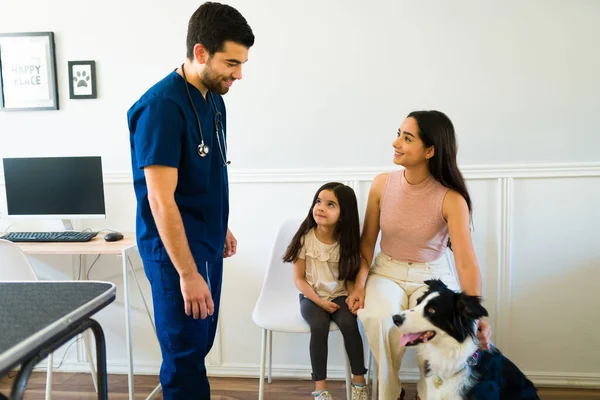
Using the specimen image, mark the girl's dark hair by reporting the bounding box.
[407,110,472,216]
[186,2,255,59]
[282,182,361,281]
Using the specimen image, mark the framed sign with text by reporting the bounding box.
[0,32,59,111]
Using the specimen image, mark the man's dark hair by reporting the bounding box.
[186,2,255,59]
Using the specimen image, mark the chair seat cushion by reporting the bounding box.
[252,296,340,333]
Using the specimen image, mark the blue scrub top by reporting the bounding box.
[127,70,229,263]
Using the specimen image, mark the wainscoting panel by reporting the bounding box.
[1,162,598,387]
[509,176,600,374]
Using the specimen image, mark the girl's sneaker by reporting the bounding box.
[351,383,369,400]
[312,390,333,400]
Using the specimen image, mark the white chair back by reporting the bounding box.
[252,218,340,332]
[255,218,302,307]
[0,239,38,281]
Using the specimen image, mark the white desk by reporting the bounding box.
[6,233,156,400]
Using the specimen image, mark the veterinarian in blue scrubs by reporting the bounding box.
[127,3,254,399]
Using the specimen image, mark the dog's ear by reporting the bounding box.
[456,293,488,319]
[417,279,447,305]
[424,279,448,292]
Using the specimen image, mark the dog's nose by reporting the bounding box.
[392,314,404,327]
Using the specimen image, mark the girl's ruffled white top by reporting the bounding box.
[299,228,347,301]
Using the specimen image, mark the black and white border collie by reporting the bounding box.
[392,280,539,400]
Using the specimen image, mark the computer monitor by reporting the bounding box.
[2,156,106,230]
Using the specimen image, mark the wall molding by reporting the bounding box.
[495,177,514,353]
[1,162,599,186]
[92,161,600,185]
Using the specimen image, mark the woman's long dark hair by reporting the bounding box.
[408,111,472,250]
[282,182,361,281]
[407,110,472,216]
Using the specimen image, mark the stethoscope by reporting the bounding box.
[181,63,230,167]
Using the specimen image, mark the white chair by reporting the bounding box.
[0,239,98,400]
[252,219,353,400]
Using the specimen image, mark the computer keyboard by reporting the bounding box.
[0,231,98,242]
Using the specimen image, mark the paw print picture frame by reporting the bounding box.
[68,60,97,99]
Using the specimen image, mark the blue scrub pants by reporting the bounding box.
[143,257,223,400]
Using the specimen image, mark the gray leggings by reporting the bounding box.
[299,294,367,381]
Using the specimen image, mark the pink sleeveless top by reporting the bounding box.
[379,170,450,263]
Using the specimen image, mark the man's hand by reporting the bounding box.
[180,271,214,319]
[224,228,237,258]
[346,286,366,315]
[477,319,492,350]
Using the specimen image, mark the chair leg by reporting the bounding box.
[83,331,98,392]
[366,350,372,385]
[45,353,53,400]
[267,329,273,384]
[258,328,267,400]
[345,346,352,400]
[371,355,378,400]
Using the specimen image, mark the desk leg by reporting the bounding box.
[125,249,162,400]
[6,319,108,400]
[122,247,135,400]
[88,319,108,400]
[84,330,98,392]
[9,353,38,400]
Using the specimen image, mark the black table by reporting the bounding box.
[0,281,116,400]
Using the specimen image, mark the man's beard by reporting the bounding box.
[200,65,229,95]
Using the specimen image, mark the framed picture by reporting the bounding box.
[0,32,59,111]
[68,60,97,99]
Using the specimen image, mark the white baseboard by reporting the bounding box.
[206,363,422,382]
[523,371,600,388]
[34,360,160,376]
[36,361,600,389]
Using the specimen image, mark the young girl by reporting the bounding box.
[283,182,369,400]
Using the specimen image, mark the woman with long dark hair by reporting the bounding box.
[347,111,491,400]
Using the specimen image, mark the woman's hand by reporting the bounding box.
[477,319,491,350]
[346,286,365,315]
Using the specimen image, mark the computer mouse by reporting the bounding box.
[104,232,124,242]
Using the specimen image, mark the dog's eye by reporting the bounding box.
[427,307,436,314]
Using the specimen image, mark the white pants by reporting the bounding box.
[357,251,459,400]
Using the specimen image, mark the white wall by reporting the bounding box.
[1,0,600,171]
[1,0,599,389]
